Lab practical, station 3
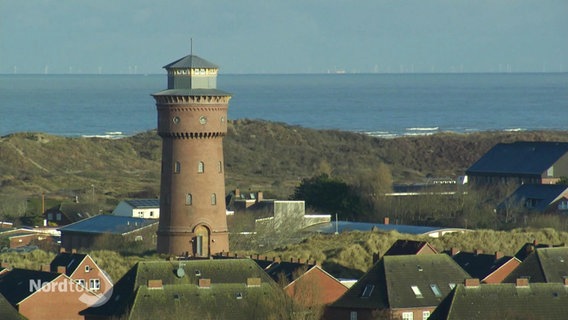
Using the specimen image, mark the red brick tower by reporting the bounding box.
[152,54,230,257]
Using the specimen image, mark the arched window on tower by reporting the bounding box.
[174,161,181,174]
[218,161,223,173]
[198,161,205,173]
[185,193,192,206]
[211,193,217,205]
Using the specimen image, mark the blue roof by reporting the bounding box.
[58,215,157,235]
[466,141,568,175]
[124,199,159,209]
[500,184,568,211]
[302,221,441,235]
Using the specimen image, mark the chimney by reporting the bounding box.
[148,279,163,289]
[1,262,10,269]
[256,191,263,202]
[451,247,460,256]
[495,251,504,260]
[246,277,261,287]
[71,249,77,254]
[516,278,529,287]
[474,249,483,255]
[59,247,66,253]
[563,277,568,287]
[40,264,50,272]
[198,278,211,288]
[235,188,240,197]
[464,278,480,287]
[57,266,66,274]
[383,217,390,225]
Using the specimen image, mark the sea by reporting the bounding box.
[1,73,567,138]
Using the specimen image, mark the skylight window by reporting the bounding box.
[430,284,443,297]
[361,284,374,298]
[411,285,423,298]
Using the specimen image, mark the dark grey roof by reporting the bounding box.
[152,88,231,97]
[504,246,568,283]
[163,55,218,69]
[123,199,159,209]
[58,215,157,235]
[0,268,60,306]
[0,292,24,320]
[514,242,565,261]
[429,282,568,320]
[499,184,568,212]
[448,251,515,281]
[331,254,470,310]
[50,252,88,276]
[384,240,436,256]
[466,141,568,175]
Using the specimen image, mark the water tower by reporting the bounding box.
[152,53,230,257]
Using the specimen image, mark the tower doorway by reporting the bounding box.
[193,225,210,257]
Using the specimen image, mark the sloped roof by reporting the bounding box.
[50,252,88,276]
[466,141,568,175]
[129,283,287,320]
[82,259,281,318]
[58,215,157,235]
[330,254,470,310]
[499,184,568,212]
[449,251,515,281]
[0,268,60,306]
[384,240,437,256]
[123,199,159,209]
[163,54,218,69]
[429,283,568,320]
[504,247,568,283]
[514,242,565,261]
[44,203,92,223]
[261,260,317,284]
[0,292,24,320]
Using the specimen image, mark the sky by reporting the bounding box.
[1,0,567,74]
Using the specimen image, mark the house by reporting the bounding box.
[0,268,101,320]
[498,184,568,215]
[325,254,470,320]
[112,199,159,219]
[503,246,568,283]
[445,248,520,284]
[229,190,330,232]
[384,239,439,256]
[50,251,113,296]
[43,202,93,226]
[0,228,55,249]
[80,259,293,320]
[429,279,568,320]
[514,241,565,261]
[58,215,158,252]
[465,141,568,186]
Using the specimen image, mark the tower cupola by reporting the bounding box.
[164,55,219,90]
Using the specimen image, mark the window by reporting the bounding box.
[174,161,181,174]
[138,211,143,217]
[198,161,204,173]
[422,311,431,320]
[76,279,86,287]
[185,193,192,206]
[47,213,53,220]
[150,211,154,217]
[135,235,143,241]
[361,284,374,298]
[547,166,554,177]
[85,265,91,273]
[211,193,217,205]
[90,279,101,291]
[350,311,357,320]
[218,161,223,173]
[402,312,414,320]
[559,200,568,211]
[56,213,62,221]
[411,286,423,298]
[449,283,456,290]
[430,284,442,297]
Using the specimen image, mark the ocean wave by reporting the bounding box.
[363,131,399,138]
[406,127,439,131]
[82,131,126,139]
[504,128,526,132]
